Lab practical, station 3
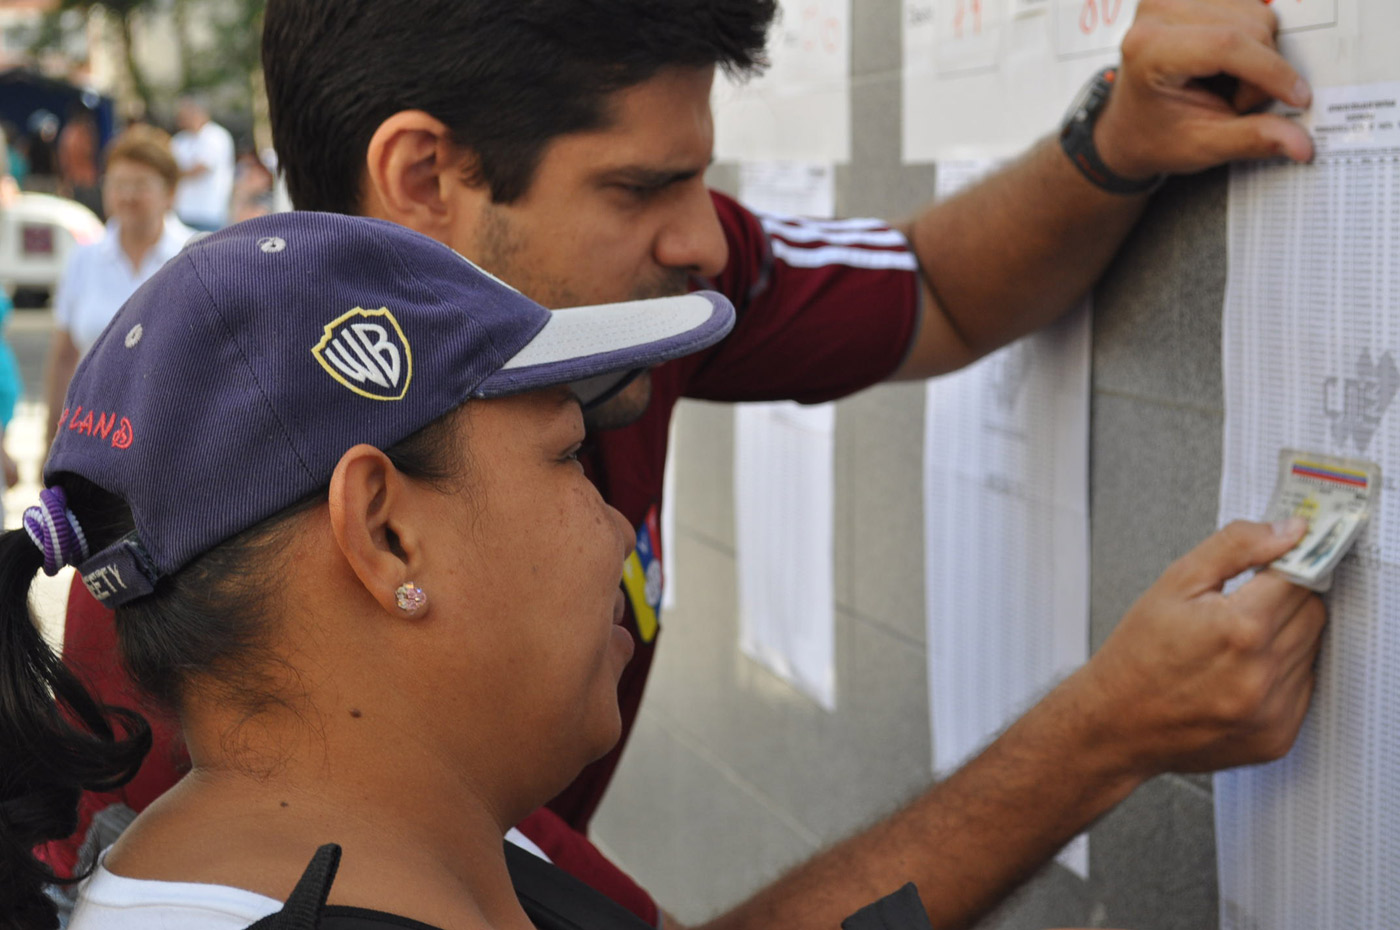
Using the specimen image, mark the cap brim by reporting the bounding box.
[477,291,735,402]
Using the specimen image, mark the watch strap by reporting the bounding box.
[1060,67,1165,196]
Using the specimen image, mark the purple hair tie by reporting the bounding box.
[22,486,91,577]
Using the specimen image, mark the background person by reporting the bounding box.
[0,291,23,506]
[53,1,1327,928]
[21,111,59,194]
[57,108,103,219]
[230,145,277,223]
[0,130,30,519]
[170,95,235,232]
[2,121,29,190]
[43,127,193,450]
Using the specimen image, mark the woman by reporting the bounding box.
[43,126,193,448]
[1,212,736,929]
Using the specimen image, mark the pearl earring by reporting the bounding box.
[394,581,427,613]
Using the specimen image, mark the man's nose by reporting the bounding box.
[654,183,728,279]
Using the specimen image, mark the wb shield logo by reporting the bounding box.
[312,307,413,401]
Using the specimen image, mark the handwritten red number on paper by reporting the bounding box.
[1080,0,1122,34]
[802,2,818,50]
[797,2,840,55]
[954,0,983,38]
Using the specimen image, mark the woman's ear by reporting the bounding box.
[361,110,484,239]
[328,444,431,618]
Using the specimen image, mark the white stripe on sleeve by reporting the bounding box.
[770,240,919,271]
[761,219,908,247]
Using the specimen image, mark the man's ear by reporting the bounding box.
[327,443,430,618]
[362,110,484,238]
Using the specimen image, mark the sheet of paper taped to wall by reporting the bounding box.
[729,165,840,711]
[1262,450,1380,591]
[923,158,1091,880]
[1215,80,1400,930]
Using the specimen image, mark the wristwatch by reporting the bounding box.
[1059,66,1165,196]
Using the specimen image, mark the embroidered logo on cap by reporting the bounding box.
[58,406,134,449]
[312,307,413,401]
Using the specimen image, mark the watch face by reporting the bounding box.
[1063,68,1112,127]
[1058,68,1164,195]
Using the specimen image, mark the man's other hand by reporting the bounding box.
[1094,0,1315,181]
[1073,518,1326,777]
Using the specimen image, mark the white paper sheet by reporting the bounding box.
[661,417,679,610]
[737,161,836,218]
[735,401,837,710]
[1275,0,1398,91]
[901,0,1397,163]
[1215,82,1400,930]
[714,0,851,162]
[923,159,1092,878]
[729,154,839,707]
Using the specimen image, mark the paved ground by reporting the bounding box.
[6,307,74,643]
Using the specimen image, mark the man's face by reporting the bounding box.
[442,66,729,429]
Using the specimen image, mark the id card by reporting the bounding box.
[621,504,663,643]
[1263,450,1381,592]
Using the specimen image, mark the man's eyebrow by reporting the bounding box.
[595,164,709,187]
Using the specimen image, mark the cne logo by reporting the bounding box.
[312,307,413,401]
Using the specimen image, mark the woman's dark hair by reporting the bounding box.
[263,0,778,213]
[0,532,148,930]
[0,413,465,929]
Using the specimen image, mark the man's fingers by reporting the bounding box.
[1191,111,1315,164]
[1260,649,1321,761]
[1146,23,1309,107]
[1167,519,1307,594]
[1232,80,1276,114]
[1248,586,1327,686]
[1273,593,1327,671]
[1228,566,1318,629]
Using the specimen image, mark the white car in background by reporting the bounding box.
[0,190,104,306]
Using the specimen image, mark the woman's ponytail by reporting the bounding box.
[0,528,150,930]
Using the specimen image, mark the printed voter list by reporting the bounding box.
[1216,82,1400,930]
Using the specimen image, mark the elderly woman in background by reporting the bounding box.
[43,126,193,448]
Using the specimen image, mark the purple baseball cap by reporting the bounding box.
[44,211,734,606]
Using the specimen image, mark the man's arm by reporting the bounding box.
[676,520,1322,930]
[891,0,1314,379]
[669,8,1322,928]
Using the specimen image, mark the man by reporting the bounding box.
[170,95,235,231]
[56,1,1324,928]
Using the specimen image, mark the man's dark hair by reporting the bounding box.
[263,0,778,213]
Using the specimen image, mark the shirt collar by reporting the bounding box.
[99,215,194,269]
